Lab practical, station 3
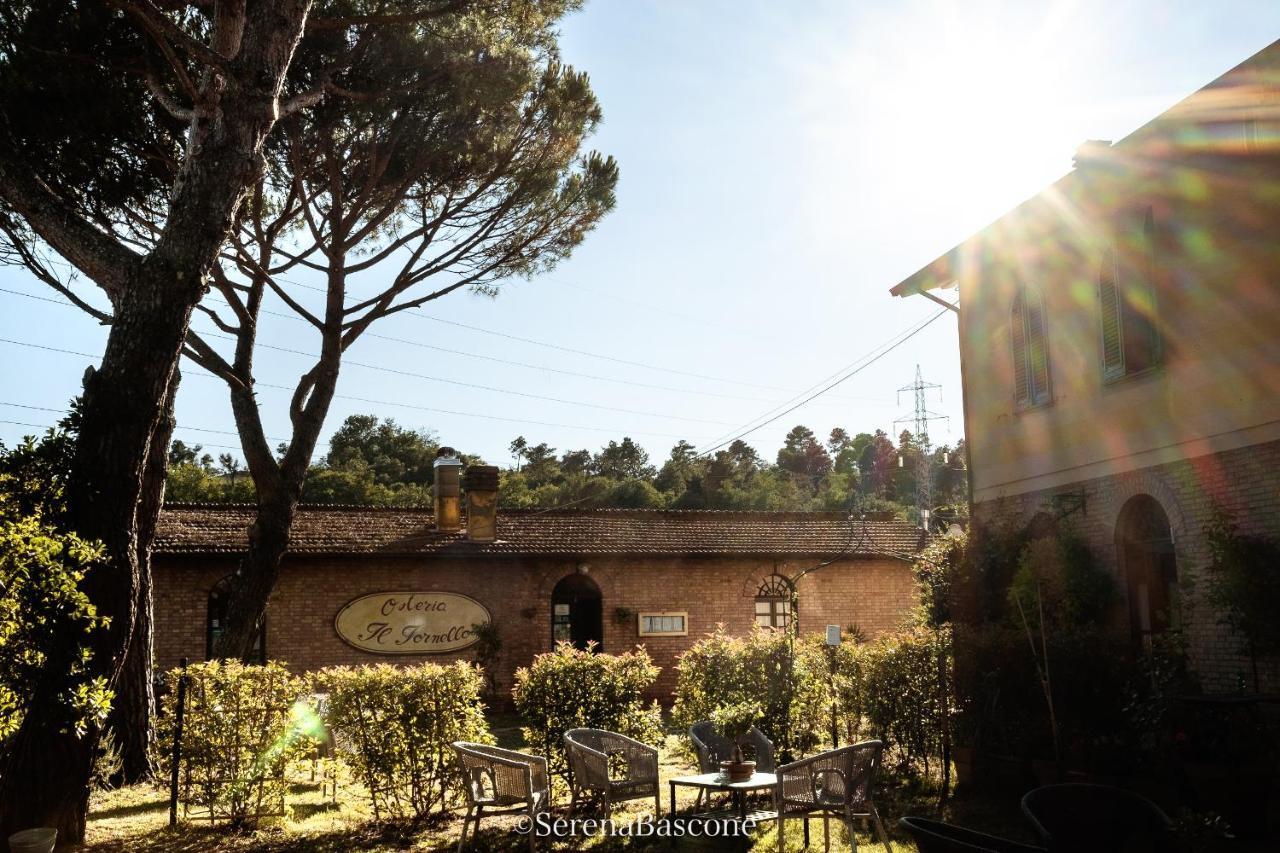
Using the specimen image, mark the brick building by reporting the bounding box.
[889,40,1280,690]
[152,505,924,699]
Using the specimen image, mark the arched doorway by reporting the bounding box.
[551,574,603,651]
[1116,495,1179,651]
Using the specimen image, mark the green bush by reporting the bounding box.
[311,661,491,820]
[0,434,111,753]
[673,628,829,760]
[159,660,316,827]
[834,627,949,774]
[513,643,662,777]
[1008,534,1114,630]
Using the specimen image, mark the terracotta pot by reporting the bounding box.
[720,759,756,782]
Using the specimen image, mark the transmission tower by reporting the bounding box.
[894,365,949,530]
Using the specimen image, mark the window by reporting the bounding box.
[755,574,794,630]
[1011,286,1051,408]
[207,575,265,662]
[1116,495,1179,652]
[1099,210,1161,381]
[638,612,688,637]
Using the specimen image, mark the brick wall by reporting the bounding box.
[152,552,918,702]
[971,437,1280,693]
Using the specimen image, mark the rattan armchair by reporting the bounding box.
[774,740,893,852]
[1020,784,1181,853]
[452,741,549,853]
[563,728,660,817]
[689,720,777,773]
[900,816,1046,852]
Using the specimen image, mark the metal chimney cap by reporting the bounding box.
[433,446,463,468]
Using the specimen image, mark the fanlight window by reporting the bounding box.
[755,574,794,630]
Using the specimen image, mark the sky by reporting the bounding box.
[2,1,1279,471]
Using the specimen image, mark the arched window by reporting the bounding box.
[1099,210,1161,381]
[1011,286,1051,408]
[755,574,795,630]
[1116,495,1179,651]
[207,575,266,662]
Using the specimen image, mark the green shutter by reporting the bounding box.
[1011,291,1030,405]
[1025,292,1050,403]
[1099,250,1125,378]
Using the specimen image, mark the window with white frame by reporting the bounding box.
[637,612,688,636]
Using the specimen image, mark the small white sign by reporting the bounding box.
[825,625,841,646]
[554,603,571,616]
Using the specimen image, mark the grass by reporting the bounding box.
[82,719,1036,852]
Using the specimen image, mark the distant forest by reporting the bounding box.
[167,414,968,518]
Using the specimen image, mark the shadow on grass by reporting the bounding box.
[88,793,170,822]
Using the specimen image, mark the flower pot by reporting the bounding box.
[8,828,57,853]
[720,759,755,782]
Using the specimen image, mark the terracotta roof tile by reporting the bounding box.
[155,505,925,558]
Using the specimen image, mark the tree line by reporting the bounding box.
[167,415,968,517]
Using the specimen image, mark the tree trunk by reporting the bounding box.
[0,6,312,838]
[111,373,179,783]
[0,279,192,840]
[212,321,341,659]
[211,491,297,661]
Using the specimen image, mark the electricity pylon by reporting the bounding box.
[894,365,949,530]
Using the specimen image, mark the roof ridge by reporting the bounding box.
[161,503,912,524]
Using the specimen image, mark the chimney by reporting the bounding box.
[464,465,500,543]
[1072,139,1113,170]
[433,447,463,532]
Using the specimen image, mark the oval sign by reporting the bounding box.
[334,592,491,655]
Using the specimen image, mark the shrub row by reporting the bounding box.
[161,659,492,825]
[672,628,829,759]
[512,642,662,778]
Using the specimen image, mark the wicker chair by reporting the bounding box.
[563,728,660,817]
[452,741,549,853]
[690,720,777,773]
[899,816,1046,853]
[774,740,893,852]
[1020,784,1182,853]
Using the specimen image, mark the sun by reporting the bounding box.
[797,1,1101,240]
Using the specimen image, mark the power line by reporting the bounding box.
[695,307,949,454]
[270,275,884,398]
[0,337,713,441]
[4,283,884,407]
[695,307,952,457]
[191,327,738,427]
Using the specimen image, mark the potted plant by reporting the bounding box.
[711,701,764,782]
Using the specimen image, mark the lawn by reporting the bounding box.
[81,714,1038,852]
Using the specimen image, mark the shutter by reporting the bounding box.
[1099,250,1125,378]
[1025,291,1050,403]
[1011,291,1030,405]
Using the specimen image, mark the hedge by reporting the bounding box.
[159,660,316,826]
[311,661,491,820]
[512,642,662,778]
[673,628,829,760]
